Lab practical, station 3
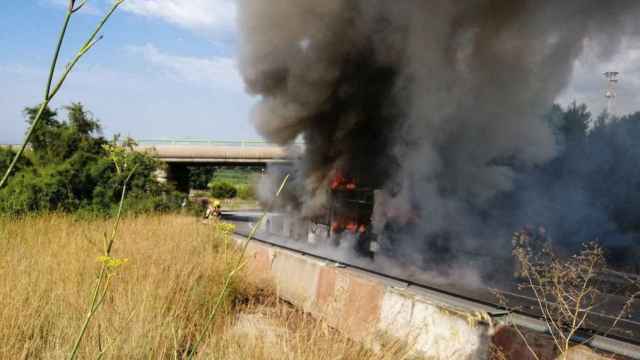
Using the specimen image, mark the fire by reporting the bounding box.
[328,169,371,236]
[330,171,357,190]
[331,217,367,234]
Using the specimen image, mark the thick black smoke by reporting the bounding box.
[238,1,640,275]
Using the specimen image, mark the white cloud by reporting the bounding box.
[123,0,236,32]
[128,43,245,93]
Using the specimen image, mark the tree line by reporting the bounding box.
[496,104,640,270]
[0,103,182,216]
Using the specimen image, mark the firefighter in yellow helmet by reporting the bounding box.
[212,200,222,218]
[203,199,222,221]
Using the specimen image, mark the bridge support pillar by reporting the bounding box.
[165,163,191,193]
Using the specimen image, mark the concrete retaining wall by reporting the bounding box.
[238,237,628,360]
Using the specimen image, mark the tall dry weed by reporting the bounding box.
[0,215,411,359]
[0,215,244,358]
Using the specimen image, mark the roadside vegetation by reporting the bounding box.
[204,167,260,201]
[496,236,640,360]
[187,167,261,212]
[0,103,182,217]
[508,104,640,267]
[0,214,407,359]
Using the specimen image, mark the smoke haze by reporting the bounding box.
[238,0,640,274]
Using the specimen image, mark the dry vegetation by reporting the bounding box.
[0,214,408,359]
[500,234,640,360]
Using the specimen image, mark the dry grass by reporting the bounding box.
[0,214,409,359]
[202,301,412,360]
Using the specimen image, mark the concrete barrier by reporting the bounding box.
[236,236,632,360]
[271,250,323,311]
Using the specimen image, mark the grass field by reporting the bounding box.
[0,214,408,359]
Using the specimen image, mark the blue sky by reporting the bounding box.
[1,1,639,144]
[0,0,257,143]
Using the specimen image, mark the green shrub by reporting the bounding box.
[208,180,237,199]
[236,184,256,200]
[0,103,181,216]
[0,148,31,176]
[209,167,262,185]
[0,167,73,215]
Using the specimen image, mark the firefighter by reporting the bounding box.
[203,200,222,221]
[212,200,222,218]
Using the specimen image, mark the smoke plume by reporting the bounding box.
[238,0,640,274]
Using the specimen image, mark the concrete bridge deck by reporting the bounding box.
[136,139,294,165]
[3,139,295,165]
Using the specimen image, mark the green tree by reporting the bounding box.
[0,103,181,216]
[24,103,105,165]
[67,102,100,135]
[209,180,237,199]
[24,105,61,161]
[559,102,590,145]
[0,148,31,177]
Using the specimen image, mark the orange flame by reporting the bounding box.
[330,171,357,190]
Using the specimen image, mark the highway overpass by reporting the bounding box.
[136,139,293,165]
[3,140,295,164]
[135,139,297,191]
[2,139,297,191]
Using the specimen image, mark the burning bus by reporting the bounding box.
[265,166,433,264]
[307,171,378,257]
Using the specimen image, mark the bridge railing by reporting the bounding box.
[2,140,301,149]
[135,139,295,147]
[3,140,301,148]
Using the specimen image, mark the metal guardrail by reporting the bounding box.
[136,139,302,148]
